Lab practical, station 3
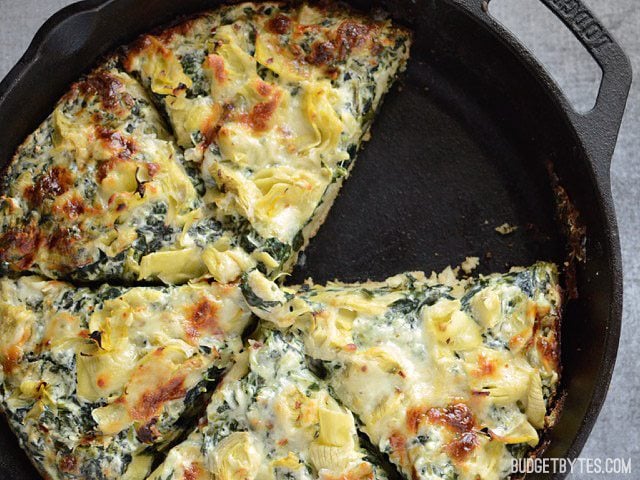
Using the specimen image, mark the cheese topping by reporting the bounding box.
[149,329,389,480]
[125,2,411,278]
[0,276,251,479]
[0,64,207,282]
[246,263,562,480]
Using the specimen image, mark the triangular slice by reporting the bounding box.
[124,2,411,279]
[0,62,208,283]
[0,276,252,479]
[149,328,389,480]
[245,263,562,480]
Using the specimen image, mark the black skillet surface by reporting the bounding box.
[0,0,631,478]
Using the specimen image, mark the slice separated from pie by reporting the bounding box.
[148,328,389,480]
[124,2,411,280]
[244,263,562,480]
[0,276,252,479]
[0,62,209,283]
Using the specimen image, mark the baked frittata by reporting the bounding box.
[0,62,206,282]
[0,3,566,479]
[0,3,411,285]
[244,263,562,480]
[149,327,389,480]
[124,2,411,281]
[0,276,252,479]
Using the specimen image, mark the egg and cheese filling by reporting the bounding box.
[149,328,389,480]
[124,2,411,282]
[0,276,252,480]
[245,263,562,480]
[0,62,208,283]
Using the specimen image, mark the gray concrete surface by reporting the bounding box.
[0,0,638,478]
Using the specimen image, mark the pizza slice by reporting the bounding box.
[0,61,213,283]
[244,263,562,480]
[0,276,252,479]
[124,2,411,280]
[148,328,389,480]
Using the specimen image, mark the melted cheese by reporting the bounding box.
[247,263,562,480]
[2,3,409,286]
[0,65,203,282]
[149,329,389,480]
[124,1,411,277]
[0,276,252,480]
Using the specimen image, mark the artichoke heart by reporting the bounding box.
[203,245,255,284]
[424,300,482,351]
[491,418,539,448]
[471,288,502,328]
[132,37,192,95]
[309,443,361,473]
[211,431,262,480]
[318,394,355,447]
[139,248,208,284]
[361,347,403,375]
[525,372,546,429]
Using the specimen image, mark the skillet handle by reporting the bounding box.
[472,0,632,183]
[536,0,632,181]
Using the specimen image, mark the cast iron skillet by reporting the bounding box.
[0,0,631,478]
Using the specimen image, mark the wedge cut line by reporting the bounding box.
[123,1,411,283]
[148,327,391,480]
[0,2,411,286]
